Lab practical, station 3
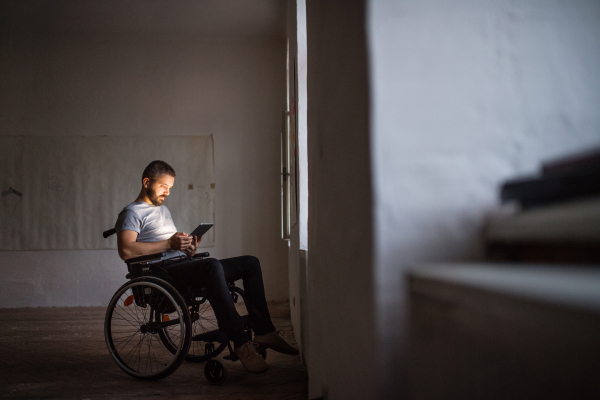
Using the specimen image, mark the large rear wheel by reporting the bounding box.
[104,277,191,380]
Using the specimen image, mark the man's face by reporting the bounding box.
[144,174,175,206]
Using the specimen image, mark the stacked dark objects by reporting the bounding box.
[501,148,600,209]
[488,148,600,264]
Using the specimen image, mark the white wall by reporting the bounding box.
[367,0,600,397]
[306,1,377,399]
[0,29,288,306]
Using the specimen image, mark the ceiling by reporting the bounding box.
[0,0,286,38]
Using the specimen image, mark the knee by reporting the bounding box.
[244,255,261,273]
[204,258,224,275]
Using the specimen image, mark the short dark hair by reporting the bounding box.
[142,160,176,182]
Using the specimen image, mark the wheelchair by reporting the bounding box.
[102,228,266,384]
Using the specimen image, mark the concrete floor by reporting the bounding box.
[0,302,307,399]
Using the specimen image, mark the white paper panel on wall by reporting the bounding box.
[0,135,215,250]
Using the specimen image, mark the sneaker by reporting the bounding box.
[234,341,269,373]
[253,330,299,355]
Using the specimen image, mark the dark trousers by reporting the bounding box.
[161,255,276,345]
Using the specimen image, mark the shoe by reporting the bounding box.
[253,331,299,355]
[234,341,269,373]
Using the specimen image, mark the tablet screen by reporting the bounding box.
[190,223,214,238]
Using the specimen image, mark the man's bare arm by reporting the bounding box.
[117,230,193,260]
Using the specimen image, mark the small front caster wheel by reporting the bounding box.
[204,359,226,385]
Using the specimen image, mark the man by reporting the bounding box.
[115,160,298,374]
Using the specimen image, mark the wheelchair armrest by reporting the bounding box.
[103,228,117,238]
[125,252,166,265]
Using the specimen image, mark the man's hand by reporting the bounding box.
[183,235,202,257]
[168,232,193,251]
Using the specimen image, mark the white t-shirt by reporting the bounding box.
[115,201,184,259]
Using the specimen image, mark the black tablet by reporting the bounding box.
[190,223,214,238]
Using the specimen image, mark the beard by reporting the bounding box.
[147,187,166,206]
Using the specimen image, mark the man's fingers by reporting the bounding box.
[175,235,192,250]
[169,232,194,251]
